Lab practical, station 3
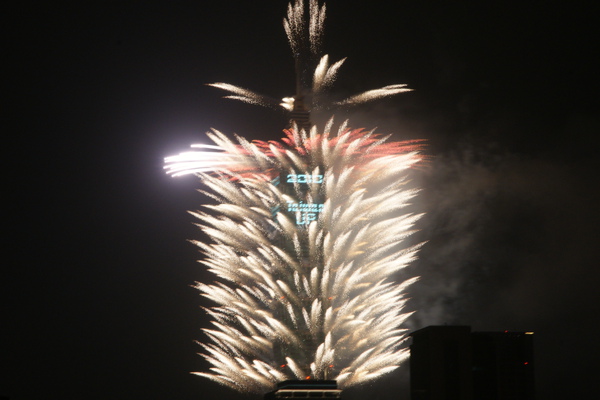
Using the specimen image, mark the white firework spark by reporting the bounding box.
[206,83,282,110]
[210,0,412,113]
[333,84,413,107]
[166,122,425,393]
[284,0,325,58]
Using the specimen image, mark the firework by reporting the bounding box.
[209,0,412,115]
[166,0,424,394]
[166,123,424,392]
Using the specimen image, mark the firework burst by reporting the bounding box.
[166,121,424,392]
[166,0,424,394]
[209,0,411,115]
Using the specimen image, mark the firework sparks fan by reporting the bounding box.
[165,0,424,393]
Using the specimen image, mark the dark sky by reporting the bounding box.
[4,1,599,399]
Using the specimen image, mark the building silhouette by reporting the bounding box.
[410,326,534,400]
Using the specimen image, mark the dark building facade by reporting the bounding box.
[410,326,534,400]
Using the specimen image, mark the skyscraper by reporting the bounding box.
[410,326,534,400]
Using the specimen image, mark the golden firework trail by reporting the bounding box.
[166,0,424,394]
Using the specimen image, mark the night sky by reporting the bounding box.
[4,1,599,399]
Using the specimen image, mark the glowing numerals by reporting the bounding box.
[286,174,324,184]
[285,174,325,225]
[287,201,324,225]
